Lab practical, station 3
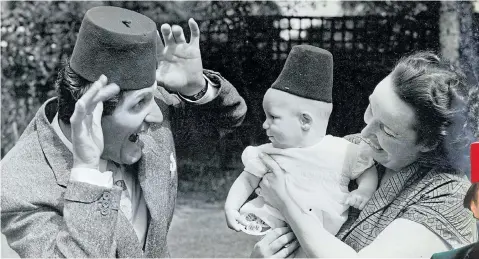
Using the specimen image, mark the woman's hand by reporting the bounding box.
[250,227,299,258]
[258,153,290,212]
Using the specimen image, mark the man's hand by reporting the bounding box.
[157,18,205,96]
[70,75,120,170]
[344,189,372,210]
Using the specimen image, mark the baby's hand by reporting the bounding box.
[225,209,249,231]
[344,189,373,210]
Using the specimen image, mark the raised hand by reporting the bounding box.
[156,18,205,96]
[70,75,120,170]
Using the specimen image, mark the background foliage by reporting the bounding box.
[2,1,478,197]
[0,1,282,157]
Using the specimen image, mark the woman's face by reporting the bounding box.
[361,76,430,171]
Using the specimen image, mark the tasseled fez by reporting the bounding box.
[70,6,157,90]
[271,45,333,103]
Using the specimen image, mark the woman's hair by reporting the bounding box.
[55,58,124,124]
[390,51,478,171]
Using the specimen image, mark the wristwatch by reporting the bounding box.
[181,78,208,101]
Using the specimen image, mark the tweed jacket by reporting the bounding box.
[1,70,246,258]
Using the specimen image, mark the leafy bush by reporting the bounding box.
[1,1,102,157]
[1,0,282,158]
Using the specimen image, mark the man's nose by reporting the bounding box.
[145,100,163,124]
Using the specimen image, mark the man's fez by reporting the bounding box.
[70,6,157,90]
[271,45,333,103]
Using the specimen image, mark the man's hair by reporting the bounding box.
[463,182,479,210]
[391,51,478,169]
[55,58,124,124]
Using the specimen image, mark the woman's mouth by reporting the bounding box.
[362,137,383,151]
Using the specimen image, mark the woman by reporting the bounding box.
[250,52,479,258]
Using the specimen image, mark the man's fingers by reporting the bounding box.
[92,101,104,130]
[274,240,300,258]
[91,102,104,148]
[86,82,119,115]
[161,23,175,46]
[156,30,165,58]
[269,232,296,252]
[259,153,284,177]
[70,99,87,126]
[188,18,200,45]
[172,25,186,44]
[80,74,108,115]
[91,83,120,104]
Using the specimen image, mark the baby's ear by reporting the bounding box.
[300,112,313,131]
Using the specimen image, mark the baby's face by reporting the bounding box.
[262,89,304,149]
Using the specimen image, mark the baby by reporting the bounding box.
[224,46,378,245]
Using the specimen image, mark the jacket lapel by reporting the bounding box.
[115,212,144,257]
[36,98,72,187]
[137,130,176,257]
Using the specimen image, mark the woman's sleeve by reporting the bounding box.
[399,176,477,249]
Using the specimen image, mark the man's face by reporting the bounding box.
[262,89,303,149]
[101,84,163,165]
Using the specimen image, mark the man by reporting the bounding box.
[430,183,479,259]
[1,6,246,258]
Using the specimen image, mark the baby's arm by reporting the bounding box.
[224,171,261,231]
[343,141,378,210]
[346,166,378,210]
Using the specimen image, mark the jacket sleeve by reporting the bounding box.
[170,69,247,151]
[1,177,123,258]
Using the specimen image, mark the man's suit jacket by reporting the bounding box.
[1,70,246,257]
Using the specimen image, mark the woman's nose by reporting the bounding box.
[262,119,269,129]
[361,121,375,139]
[145,100,163,124]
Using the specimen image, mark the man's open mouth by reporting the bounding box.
[129,133,139,143]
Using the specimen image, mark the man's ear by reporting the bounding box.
[300,112,313,131]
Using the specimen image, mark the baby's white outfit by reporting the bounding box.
[240,135,374,235]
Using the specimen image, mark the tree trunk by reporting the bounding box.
[439,1,460,65]
[458,1,479,87]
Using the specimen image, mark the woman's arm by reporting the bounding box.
[258,153,449,258]
[280,195,448,257]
